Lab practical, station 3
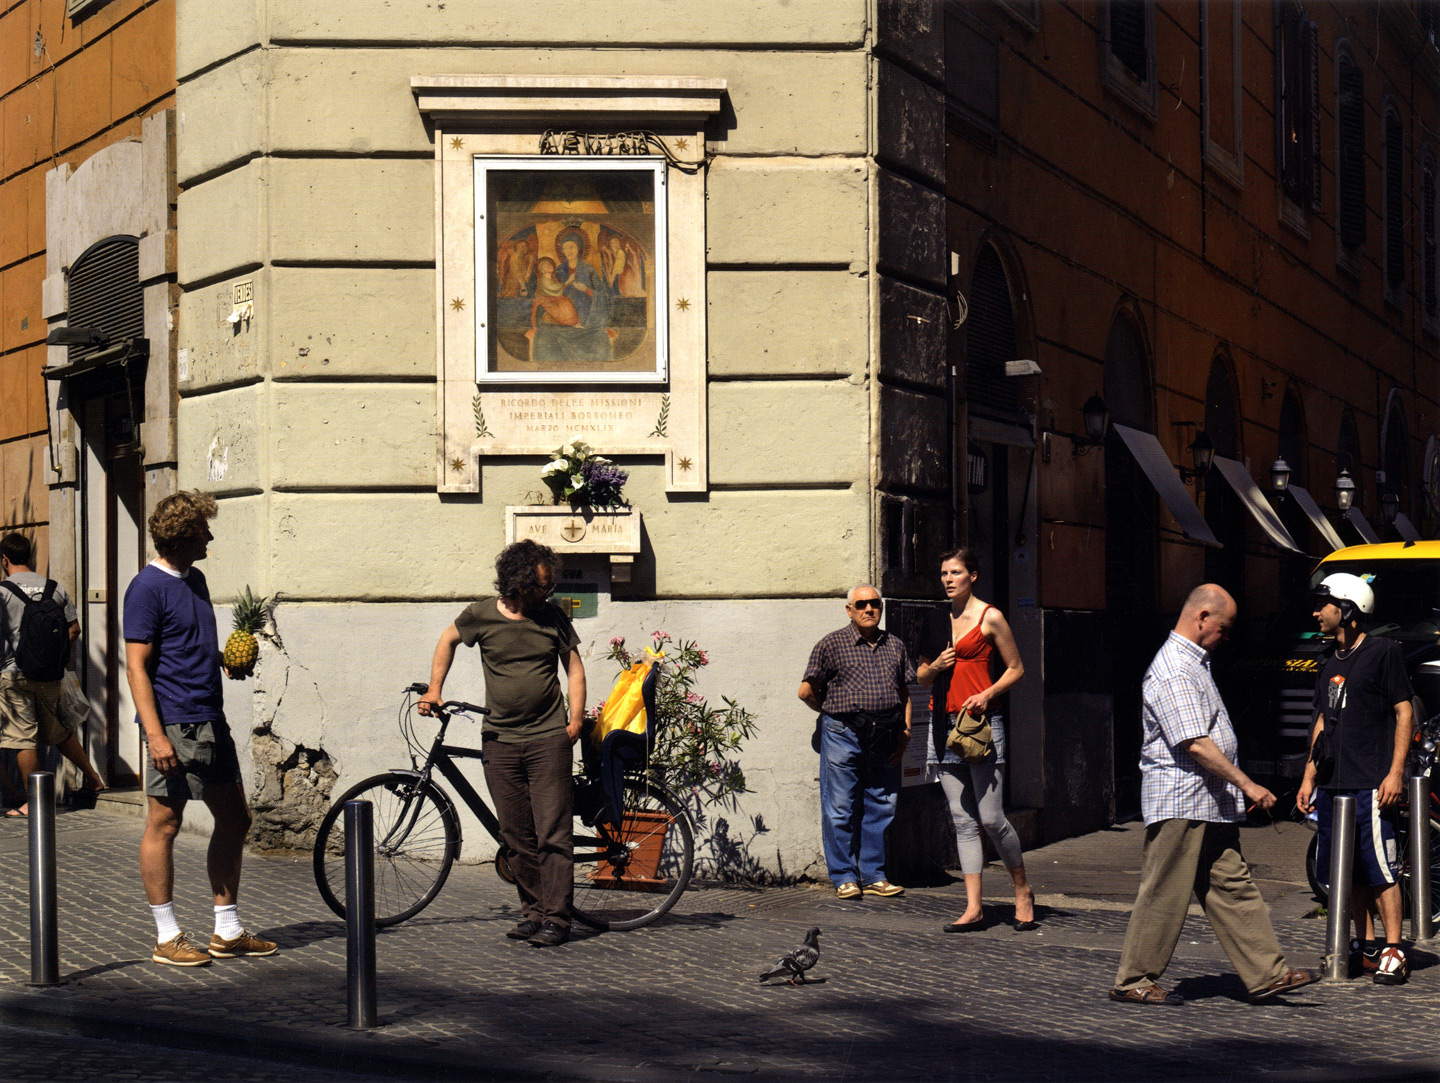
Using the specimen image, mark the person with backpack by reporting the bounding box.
[0,532,106,817]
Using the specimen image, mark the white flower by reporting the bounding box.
[542,459,568,475]
[570,474,586,489]
[561,443,577,457]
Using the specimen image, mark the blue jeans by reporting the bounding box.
[818,713,901,887]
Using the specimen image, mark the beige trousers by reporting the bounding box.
[1114,819,1287,996]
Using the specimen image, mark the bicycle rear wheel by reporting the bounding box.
[571,777,694,931]
[313,772,460,927]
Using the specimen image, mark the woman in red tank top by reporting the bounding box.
[917,547,1035,931]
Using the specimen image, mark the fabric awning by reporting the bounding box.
[1210,457,1304,555]
[1286,485,1345,552]
[1345,507,1381,544]
[1112,423,1222,547]
[1394,511,1421,542]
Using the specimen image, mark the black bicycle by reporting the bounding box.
[312,684,694,931]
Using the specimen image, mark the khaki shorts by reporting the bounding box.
[144,718,242,801]
[0,671,72,750]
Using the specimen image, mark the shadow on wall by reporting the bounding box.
[686,803,797,885]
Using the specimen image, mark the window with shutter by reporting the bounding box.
[1423,155,1437,329]
[65,236,143,367]
[1102,0,1156,117]
[1307,21,1321,211]
[1110,1,1148,83]
[1384,107,1404,302]
[945,8,1000,135]
[1276,5,1318,217]
[965,247,1020,425]
[1337,55,1366,253]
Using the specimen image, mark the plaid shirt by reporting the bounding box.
[802,626,914,716]
[1139,631,1244,826]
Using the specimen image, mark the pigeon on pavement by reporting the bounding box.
[759,927,821,985]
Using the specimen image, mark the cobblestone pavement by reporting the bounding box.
[2,807,1439,1082]
[0,1022,422,1083]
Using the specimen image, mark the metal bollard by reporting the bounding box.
[27,772,59,986]
[345,800,377,1029]
[1323,793,1357,981]
[1409,774,1434,941]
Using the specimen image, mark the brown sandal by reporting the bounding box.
[1109,984,1183,1006]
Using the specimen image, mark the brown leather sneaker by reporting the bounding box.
[208,929,278,959]
[153,933,212,967]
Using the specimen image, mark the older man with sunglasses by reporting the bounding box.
[799,585,913,899]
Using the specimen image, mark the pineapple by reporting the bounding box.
[223,586,268,673]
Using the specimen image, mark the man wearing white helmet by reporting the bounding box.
[1297,571,1414,985]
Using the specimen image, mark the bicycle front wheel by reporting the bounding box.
[313,772,460,927]
[571,777,694,932]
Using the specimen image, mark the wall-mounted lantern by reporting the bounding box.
[1178,432,1215,484]
[1379,490,1400,527]
[1269,456,1292,493]
[1074,394,1110,457]
[1334,469,1356,512]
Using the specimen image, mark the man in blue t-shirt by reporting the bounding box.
[123,490,276,968]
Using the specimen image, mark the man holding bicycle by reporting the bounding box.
[420,539,586,947]
[1298,572,1414,985]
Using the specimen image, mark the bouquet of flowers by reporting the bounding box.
[540,438,629,509]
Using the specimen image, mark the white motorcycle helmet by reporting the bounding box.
[1313,571,1375,624]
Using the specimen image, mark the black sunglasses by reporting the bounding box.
[851,599,883,611]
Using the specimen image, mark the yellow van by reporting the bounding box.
[1234,540,1440,780]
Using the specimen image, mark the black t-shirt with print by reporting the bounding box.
[1313,635,1413,790]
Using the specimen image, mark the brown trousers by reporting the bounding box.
[482,731,574,930]
[1114,819,1287,996]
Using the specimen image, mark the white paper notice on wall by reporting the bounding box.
[226,300,253,325]
[177,347,189,381]
[206,436,229,483]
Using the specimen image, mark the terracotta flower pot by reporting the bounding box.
[588,808,674,892]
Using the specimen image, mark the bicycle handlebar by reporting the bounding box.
[403,682,489,717]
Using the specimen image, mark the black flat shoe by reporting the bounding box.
[942,919,986,932]
[1012,919,1039,931]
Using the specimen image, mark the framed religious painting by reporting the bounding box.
[475,157,669,384]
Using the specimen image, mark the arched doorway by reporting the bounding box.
[1103,309,1157,818]
[1202,353,1245,597]
[1381,391,1412,533]
[1277,385,1312,599]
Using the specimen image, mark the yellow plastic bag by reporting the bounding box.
[591,661,650,744]
[589,651,661,745]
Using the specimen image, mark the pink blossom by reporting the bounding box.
[685,691,702,705]
[709,762,723,776]
[652,630,671,643]
[609,636,625,646]
[697,650,710,666]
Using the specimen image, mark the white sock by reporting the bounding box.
[214,903,243,940]
[151,902,181,943]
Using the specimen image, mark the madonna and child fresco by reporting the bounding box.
[485,165,664,381]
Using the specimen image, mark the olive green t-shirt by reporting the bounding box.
[453,596,580,743]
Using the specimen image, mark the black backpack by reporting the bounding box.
[2,579,71,682]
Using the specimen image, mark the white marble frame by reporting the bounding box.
[412,76,724,496]
[475,156,669,385]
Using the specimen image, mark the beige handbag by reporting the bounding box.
[946,707,994,763]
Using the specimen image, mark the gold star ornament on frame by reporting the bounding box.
[449,456,466,473]
[449,137,465,150]
[678,457,693,472]
[450,297,465,312]
[675,297,690,311]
